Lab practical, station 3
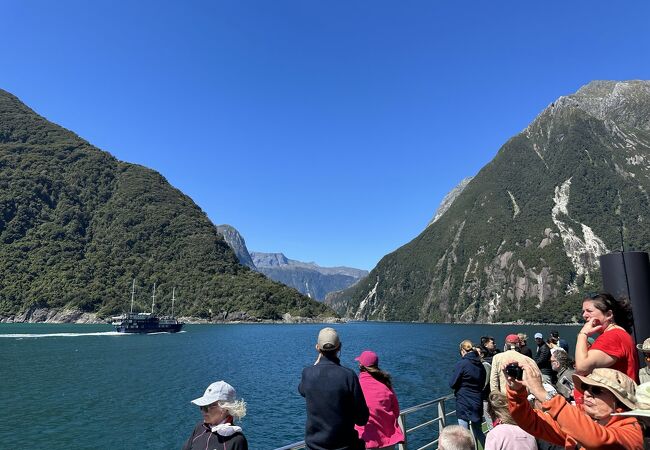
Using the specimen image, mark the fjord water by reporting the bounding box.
[0,322,579,449]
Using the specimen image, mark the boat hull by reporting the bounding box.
[112,313,184,334]
[114,323,183,333]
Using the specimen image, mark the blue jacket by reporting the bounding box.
[299,354,369,450]
[449,351,486,423]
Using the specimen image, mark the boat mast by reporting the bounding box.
[130,279,136,313]
[171,287,176,317]
[151,283,156,314]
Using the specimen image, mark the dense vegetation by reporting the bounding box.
[0,89,333,320]
[330,81,650,323]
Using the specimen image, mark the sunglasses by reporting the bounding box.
[583,385,606,396]
[199,404,220,412]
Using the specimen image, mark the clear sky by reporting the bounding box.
[2,1,649,270]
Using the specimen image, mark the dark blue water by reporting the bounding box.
[0,322,578,449]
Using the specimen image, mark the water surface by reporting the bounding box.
[0,322,579,449]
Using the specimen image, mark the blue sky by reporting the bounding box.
[2,1,650,270]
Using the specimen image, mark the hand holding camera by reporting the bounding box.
[505,363,524,380]
[502,359,545,397]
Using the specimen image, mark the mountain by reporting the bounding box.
[328,80,650,323]
[216,224,256,269]
[251,252,368,301]
[427,176,473,227]
[0,89,334,321]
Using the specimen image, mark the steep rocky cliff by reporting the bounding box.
[328,80,650,323]
[216,224,256,269]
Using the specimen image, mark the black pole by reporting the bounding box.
[600,252,650,348]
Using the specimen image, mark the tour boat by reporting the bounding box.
[111,281,184,333]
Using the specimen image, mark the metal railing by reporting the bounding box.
[273,393,456,450]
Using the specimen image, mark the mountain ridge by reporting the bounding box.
[251,251,368,301]
[0,88,334,321]
[327,80,650,323]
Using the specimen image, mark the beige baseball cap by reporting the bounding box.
[317,327,340,351]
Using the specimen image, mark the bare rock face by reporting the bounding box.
[428,176,474,226]
[216,224,256,269]
[333,80,650,324]
[6,307,102,323]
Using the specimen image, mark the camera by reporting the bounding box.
[560,376,574,392]
[505,363,524,380]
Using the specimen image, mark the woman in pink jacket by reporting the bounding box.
[354,350,405,449]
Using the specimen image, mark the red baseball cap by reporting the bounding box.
[506,334,520,343]
[355,350,379,367]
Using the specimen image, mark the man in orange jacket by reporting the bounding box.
[503,358,643,449]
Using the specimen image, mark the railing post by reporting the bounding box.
[397,412,407,450]
[438,397,447,430]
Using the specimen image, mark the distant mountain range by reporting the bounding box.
[0,89,333,322]
[251,252,368,301]
[328,80,650,324]
[215,226,368,301]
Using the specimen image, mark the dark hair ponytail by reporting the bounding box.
[584,292,634,333]
[360,365,393,390]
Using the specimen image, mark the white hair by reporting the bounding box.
[438,425,474,450]
[218,399,247,420]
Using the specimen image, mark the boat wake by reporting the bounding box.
[0,331,127,339]
[0,330,187,338]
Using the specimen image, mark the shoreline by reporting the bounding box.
[0,307,344,325]
[0,307,580,326]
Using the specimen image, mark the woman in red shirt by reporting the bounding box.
[575,293,639,383]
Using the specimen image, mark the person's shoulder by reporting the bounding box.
[191,421,205,431]
[339,364,359,377]
[187,421,206,437]
[229,432,247,442]
[224,432,248,449]
[513,351,535,364]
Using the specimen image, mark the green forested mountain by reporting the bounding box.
[0,89,333,320]
[328,80,650,323]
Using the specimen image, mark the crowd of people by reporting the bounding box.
[180,292,650,450]
[447,292,650,450]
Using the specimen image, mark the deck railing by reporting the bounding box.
[273,393,456,450]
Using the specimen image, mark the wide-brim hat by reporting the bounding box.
[191,380,237,406]
[613,382,650,418]
[637,337,650,352]
[572,368,636,410]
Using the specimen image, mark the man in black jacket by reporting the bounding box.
[479,335,499,364]
[299,327,369,450]
[533,332,553,383]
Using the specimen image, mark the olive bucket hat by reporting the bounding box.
[572,368,637,410]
